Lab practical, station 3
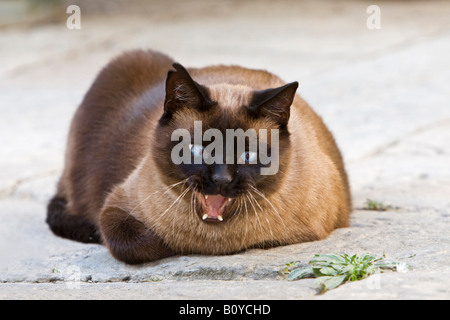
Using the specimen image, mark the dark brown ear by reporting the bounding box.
[248,81,298,127]
[163,63,214,117]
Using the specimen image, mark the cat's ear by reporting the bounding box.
[248,82,299,127]
[164,63,214,116]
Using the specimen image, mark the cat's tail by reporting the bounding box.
[46,195,102,244]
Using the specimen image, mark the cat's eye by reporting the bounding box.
[189,144,203,157]
[240,151,257,163]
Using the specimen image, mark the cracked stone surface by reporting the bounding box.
[1,0,449,299]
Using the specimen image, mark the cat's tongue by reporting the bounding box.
[204,195,226,217]
[201,194,230,222]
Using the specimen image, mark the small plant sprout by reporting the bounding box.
[364,199,391,211]
[284,253,410,294]
[282,261,301,274]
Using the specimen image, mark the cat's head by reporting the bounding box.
[153,63,298,224]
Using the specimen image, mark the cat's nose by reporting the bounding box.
[212,165,232,190]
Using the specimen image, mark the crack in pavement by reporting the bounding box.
[0,168,60,200]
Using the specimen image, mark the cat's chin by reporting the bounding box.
[194,191,234,223]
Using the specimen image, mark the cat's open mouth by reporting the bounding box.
[195,192,234,223]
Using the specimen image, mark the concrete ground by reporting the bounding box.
[1,0,449,299]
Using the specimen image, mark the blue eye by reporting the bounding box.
[189,144,203,157]
[241,151,257,163]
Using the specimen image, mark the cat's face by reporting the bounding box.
[153,64,297,224]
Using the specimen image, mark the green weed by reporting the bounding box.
[364,199,390,211]
[283,253,409,294]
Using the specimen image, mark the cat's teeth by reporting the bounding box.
[202,214,208,220]
[228,198,232,202]
[218,215,223,221]
[205,195,208,199]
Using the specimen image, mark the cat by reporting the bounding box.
[46,49,351,264]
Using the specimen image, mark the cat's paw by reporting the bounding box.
[46,195,101,243]
[100,207,175,264]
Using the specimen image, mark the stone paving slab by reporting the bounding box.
[1,207,449,299]
[2,270,449,300]
[0,281,318,300]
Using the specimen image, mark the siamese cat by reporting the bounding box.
[47,49,351,264]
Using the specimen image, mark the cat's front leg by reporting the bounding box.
[99,206,175,264]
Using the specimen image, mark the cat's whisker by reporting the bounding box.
[129,178,188,215]
[171,183,191,236]
[245,193,265,240]
[171,184,191,243]
[190,182,199,220]
[189,184,195,219]
[250,190,276,241]
[237,195,249,249]
[249,185,288,236]
[193,186,198,218]
[156,180,191,223]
